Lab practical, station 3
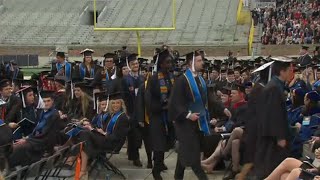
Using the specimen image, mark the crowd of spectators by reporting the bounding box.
[253,0,320,45]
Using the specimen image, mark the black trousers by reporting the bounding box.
[127,127,141,161]
[174,156,208,180]
[153,151,164,172]
[140,125,152,163]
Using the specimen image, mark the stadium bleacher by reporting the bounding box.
[0,0,250,46]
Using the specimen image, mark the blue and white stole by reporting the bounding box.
[106,111,124,134]
[92,113,109,129]
[184,68,210,135]
[56,61,72,81]
[32,108,56,136]
[79,63,95,79]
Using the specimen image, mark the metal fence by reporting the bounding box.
[0,54,39,66]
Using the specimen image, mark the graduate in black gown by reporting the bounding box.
[136,73,153,168]
[8,90,61,168]
[168,50,208,180]
[0,79,22,130]
[76,92,129,178]
[51,52,72,81]
[53,77,67,112]
[237,61,272,179]
[77,49,99,81]
[14,86,38,140]
[123,53,145,167]
[93,53,117,92]
[254,57,293,179]
[145,49,175,179]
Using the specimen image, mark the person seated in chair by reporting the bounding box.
[77,92,129,179]
[291,91,320,158]
[201,83,248,179]
[0,119,13,175]
[287,87,306,126]
[8,91,61,168]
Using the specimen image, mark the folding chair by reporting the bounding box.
[22,158,47,180]
[51,142,82,179]
[89,142,126,180]
[4,166,28,180]
[40,152,61,180]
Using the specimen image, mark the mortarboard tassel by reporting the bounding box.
[192,51,195,72]
[126,57,131,71]
[104,95,110,112]
[93,92,96,110]
[96,99,99,114]
[153,54,159,73]
[71,82,74,99]
[268,63,273,82]
[111,68,117,80]
[21,92,26,108]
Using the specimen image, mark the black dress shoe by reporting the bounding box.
[223,170,239,180]
[152,170,163,180]
[133,159,143,167]
[159,163,168,171]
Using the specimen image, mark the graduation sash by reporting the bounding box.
[32,109,55,136]
[158,72,174,134]
[79,63,95,79]
[0,119,5,127]
[66,125,84,138]
[184,69,210,135]
[106,111,124,134]
[63,62,72,81]
[92,113,109,129]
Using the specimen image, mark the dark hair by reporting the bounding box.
[292,93,304,108]
[272,61,291,76]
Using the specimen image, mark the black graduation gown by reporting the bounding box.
[254,78,290,179]
[1,95,22,124]
[54,91,66,112]
[242,82,265,164]
[168,75,206,167]
[67,98,95,121]
[19,105,38,137]
[8,108,61,167]
[93,67,115,91]
[79,113,129,158]
[146,73,174,152]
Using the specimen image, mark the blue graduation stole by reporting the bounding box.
[92,113,109,128]
[184,69,210,135]
[32,109,55,136]
[79,63,95,79]
[56,62,71,81]
[0,119,5,127]
[66,125,84,138]
[106,111,124,134]
[105,70,109,81]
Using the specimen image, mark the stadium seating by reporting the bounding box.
[0,0,250,46]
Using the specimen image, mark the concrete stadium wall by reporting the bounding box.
[0,45,311,57]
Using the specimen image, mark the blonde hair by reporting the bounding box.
[80,91,91,118]
[108,99,127,115]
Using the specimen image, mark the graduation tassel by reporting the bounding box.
[93,92,96,110]
[192,51,195,72]
[21,92,26,108]
[153,54,159,73]
[71,82,74,99]
[111,68,117,80]
[126,57,131,71]
[268,63,273,82]
[104,95,110,112]
[96,99,99,114]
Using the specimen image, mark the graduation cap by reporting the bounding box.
[252,61,275,82]
[16,86,34,108]
[244,82,253,88]
[220,65,227,73]
[301,45,309,51]
[221,86,231,95]
[305,91,320,102]
[80,48,94,57]
[292,87,307,98]
[126,53,139,71]
[56,52,65,57]
[153,49,173,72]
[103,53,116,60]
[230,83,246,94]
[109,92,123,100]
[0,79,11,88]
[40,90,55,99]
[54,76,66,86]
[184,50,203,72]
[94,91,108,113]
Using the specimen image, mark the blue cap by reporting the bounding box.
[292,87,307,98]
[306,91,320,102]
